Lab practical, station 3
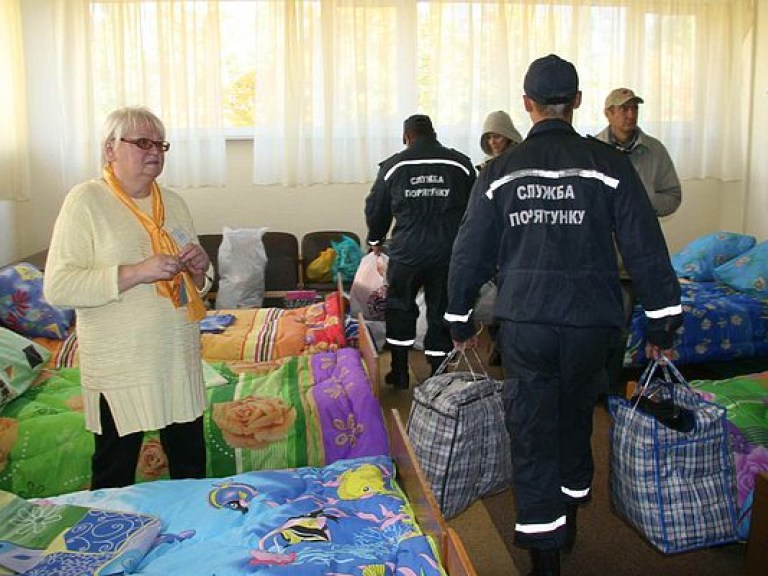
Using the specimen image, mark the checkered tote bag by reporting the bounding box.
[406,350,511,519]
[608,359,739,554]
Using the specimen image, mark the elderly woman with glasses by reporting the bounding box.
[44,106,213,489]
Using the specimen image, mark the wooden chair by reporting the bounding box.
[300,230,361,293]
[262,231,300,306]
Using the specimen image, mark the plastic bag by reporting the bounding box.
[474,281,497,326]
[413,290,427,351]
[215,226,267,309]
[349,252,388,321]
[306,247,336,282]
[331,235,364,283]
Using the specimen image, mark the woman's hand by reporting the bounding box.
[118,254,182,293]
[178,243,211,289]
[178,243,210,277]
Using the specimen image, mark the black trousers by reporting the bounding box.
[499,321,615,550]
[384,259,453,361]
[91,394,206,489]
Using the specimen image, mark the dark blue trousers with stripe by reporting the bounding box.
[384,259,453,360]
[498,320,616,550]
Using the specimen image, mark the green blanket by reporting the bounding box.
[0,349,388,499]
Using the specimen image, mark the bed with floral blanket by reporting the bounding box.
[0,347,388,500]
[625,279,768,367]
[627,232,768,368]
[690,371,768,540]
[0,411,479,576]
[32,291,348,370]
[0,456,446,576]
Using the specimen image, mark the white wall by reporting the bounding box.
[180,141,369,243]
[184,140,732,255]
[0,142,742,267]
[746,1,768,240]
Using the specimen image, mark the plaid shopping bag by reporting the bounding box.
[608,359,739,554]
[406,350,511,519]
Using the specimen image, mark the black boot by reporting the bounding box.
[385,346,410,389]
[527,548,560,576]
[563,503,578,553]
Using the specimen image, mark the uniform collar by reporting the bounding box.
[528,118,577,138]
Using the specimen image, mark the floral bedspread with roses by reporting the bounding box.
[692,371,768,540]
[39,455,448,576]
[0,348,388,499]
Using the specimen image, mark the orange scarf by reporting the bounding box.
[103,165,206,322]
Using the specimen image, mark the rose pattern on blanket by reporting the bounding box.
[0,348,388,499]
[212,395,297,449]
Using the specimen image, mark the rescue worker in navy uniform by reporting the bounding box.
[365,114,475,389]
[444,55,683,575]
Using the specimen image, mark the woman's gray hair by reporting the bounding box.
[101,106,166,166]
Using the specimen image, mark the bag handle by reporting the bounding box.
[431,347,491,382]
[631,356,689,411]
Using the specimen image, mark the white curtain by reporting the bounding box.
[0,0,30,201]
[252,0,754,185]
[41,0,227,189]
[252,0,419,186]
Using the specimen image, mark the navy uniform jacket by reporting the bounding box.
[446,119,682,345]
[365,138,476,268]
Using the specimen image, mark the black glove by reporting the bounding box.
[448,311,478,343]
[645,313,683,349]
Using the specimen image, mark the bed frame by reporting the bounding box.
[746,471,767,576]
[334,271,380,397]
[389,408,477,576]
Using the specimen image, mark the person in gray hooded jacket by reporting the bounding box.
[477,110,524,172]
[476,110,524,365]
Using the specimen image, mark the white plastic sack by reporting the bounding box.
[474,281,497,326]
[349,252,388,321]
[215,226,267,309]
[413,290,427,351]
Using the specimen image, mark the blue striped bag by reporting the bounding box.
[608,359,739,554]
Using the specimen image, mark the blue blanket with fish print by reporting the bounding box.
[25,456,446,576]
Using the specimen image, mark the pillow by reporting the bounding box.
[671,231,756,281]
[713,240,768,297]
[0,262,74,339]
[0,327,50,407]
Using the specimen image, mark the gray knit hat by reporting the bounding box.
[480,111,523,155]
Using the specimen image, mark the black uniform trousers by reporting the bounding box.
[385,259,453,362]
[91,394,207,489]
[498,321,616,550]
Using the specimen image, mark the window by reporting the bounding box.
[75,1,755,185]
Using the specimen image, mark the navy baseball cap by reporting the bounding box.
[524,54,579,105]
[403,114,435,136]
